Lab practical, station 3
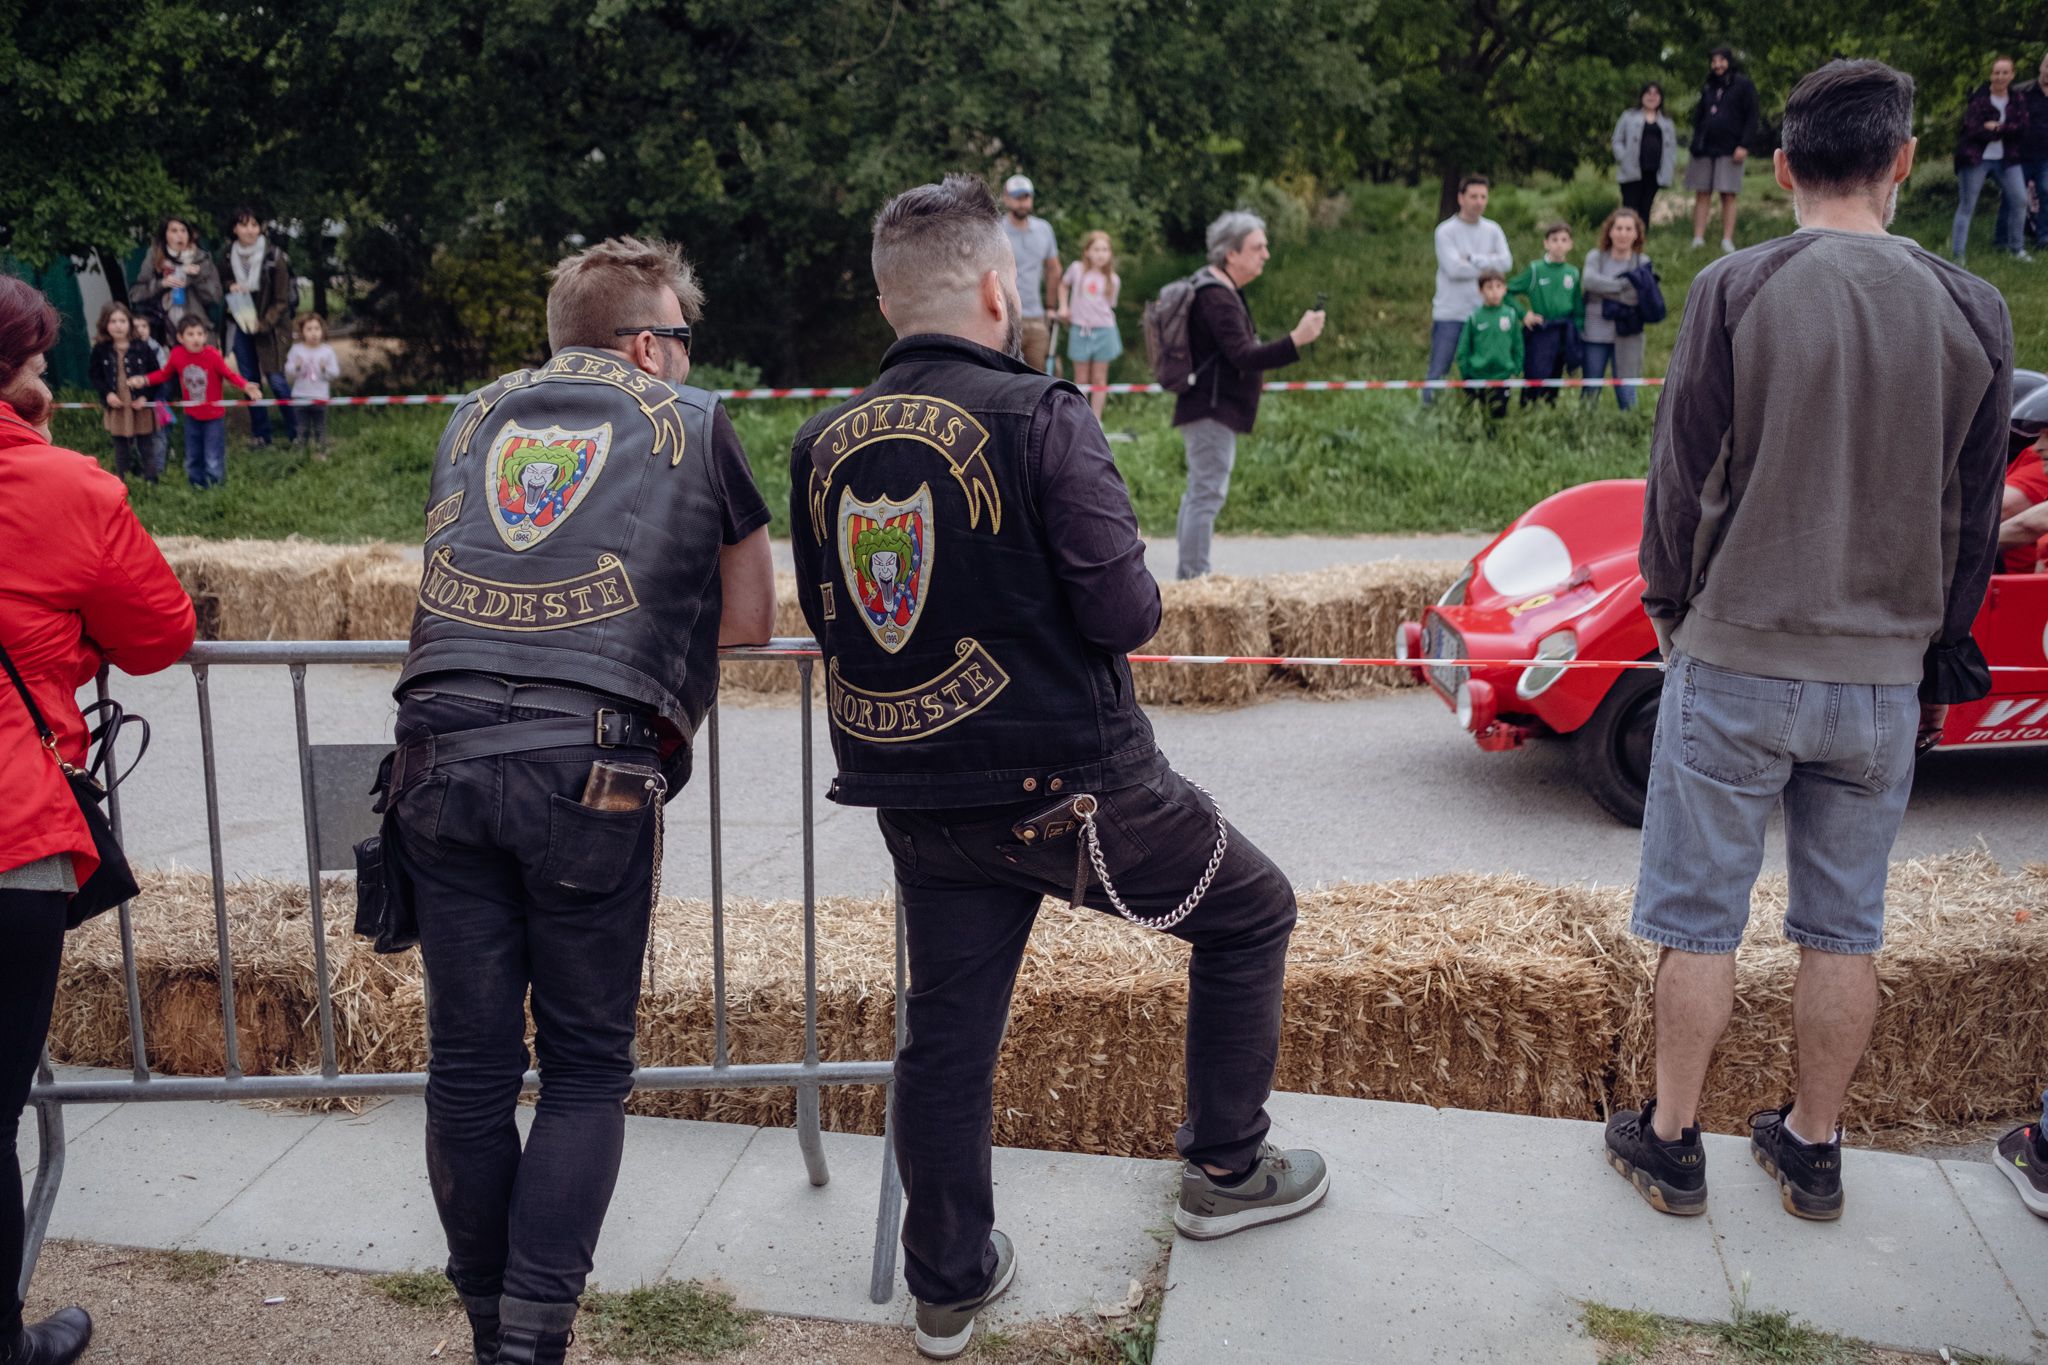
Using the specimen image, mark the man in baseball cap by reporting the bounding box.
[1000,174,1059,371]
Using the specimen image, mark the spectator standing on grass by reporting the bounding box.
[284,314,341,457]
[1507,221,1582,406]
[1057,230,1122,424]
[1454,269,1520,419]
[1615,83,1678,227]
[1000,174,1060,372]
[1951,56,2032,265]
[1687,47,1760,253]
[128,215,221,335]
[0,275,197,1365]
[790,176,1326,1360]
[1604,60,2010,1225]
[1581,208,1652,411]
[222,208,300,447]
[87,302,160,483]
[130,316,260,490]
[1426,175,1513,407]
[130,312,174,482]
[2015,53,2048,254]
[1173,210,1325,579]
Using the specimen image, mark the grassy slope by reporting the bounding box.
[59,166,2044,543]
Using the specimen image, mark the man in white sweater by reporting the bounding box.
[1426,175,1514,405]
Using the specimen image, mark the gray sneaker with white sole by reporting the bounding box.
[913,1229,1017,1360]
[1174,1143,1330,1240]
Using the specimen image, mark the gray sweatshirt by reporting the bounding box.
[1640,228,2010,699]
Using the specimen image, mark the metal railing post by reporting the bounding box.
[97,671,149,1080]
[19,1050,65,1303]
[794,659,828,1187]
[192,664,242,1078]
[290,664,340,1077]
[708,705,729,1069]
[868,890,908,1302]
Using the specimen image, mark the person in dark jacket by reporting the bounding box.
[221,208,299,446]
[1687,47,1761,253]
[1171,211,1324,579]
[2016,52,2048,253]
[1952,56,2032,264]
[791,175,1325,1361]
[87,302,161,482]
[0,276,198,1365]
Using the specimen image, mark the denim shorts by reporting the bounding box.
[1630,654,1919,956]
[1067,324,1124,363]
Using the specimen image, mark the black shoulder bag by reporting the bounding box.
[0,640,148,927]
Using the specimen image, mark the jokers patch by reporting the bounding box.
[840,484,932,653]
[486,421,613,551]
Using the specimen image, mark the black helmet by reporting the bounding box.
[2012,368,2048,422]
[2013,382,2048,446]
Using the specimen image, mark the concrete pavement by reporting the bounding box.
[23,1080,2046,1360]
[104,668,2048,900]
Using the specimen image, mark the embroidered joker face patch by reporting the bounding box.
[486,420,613,551]
[839,483,933,653]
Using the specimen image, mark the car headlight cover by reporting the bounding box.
[1481,525,1572,598]
[1438,562,1474,608]
[1515,628,1579,700]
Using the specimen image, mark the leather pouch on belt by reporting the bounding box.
[353,750,422,954]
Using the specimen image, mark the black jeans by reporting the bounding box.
[1621,176,1659,228]
[392,689,660,1310]
[878,768,1297,1303]
[1,889,68,1336]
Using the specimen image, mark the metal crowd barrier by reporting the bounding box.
[21,638,907,1305]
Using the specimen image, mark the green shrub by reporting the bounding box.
[1562,176,1623,232]
[1235,175,1312,244]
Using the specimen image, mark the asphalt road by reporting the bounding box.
[102,664,2046,901]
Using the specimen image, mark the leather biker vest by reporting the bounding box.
[398,348,727,751]
[791,335,1161,808]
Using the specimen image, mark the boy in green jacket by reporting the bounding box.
[1507,222,1582,406]
[1456,270,1522,418]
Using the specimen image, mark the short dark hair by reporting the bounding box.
[1781,59,1915,195]
[1477,268,1506,287]
[177,315,209,339]
[1540,220,1572,239]
[1458,174,1490,196]
[871,175,1009,325]
[231,206,262,228]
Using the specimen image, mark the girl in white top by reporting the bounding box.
[283,315,342,456]
[1057,231,1123,421]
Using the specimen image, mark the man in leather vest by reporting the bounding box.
[391,237,774,1365]
[790,177,1326,1361]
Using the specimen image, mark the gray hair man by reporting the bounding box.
[1605,60,2009,1225]
[790,175,1324,1359]
[1169,209,1324,578]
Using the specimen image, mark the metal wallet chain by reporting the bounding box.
[645,771,669,992]
[1071,777,1229,933]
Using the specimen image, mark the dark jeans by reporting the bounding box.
[1520,319,1569,407]
[228,330,297,443]
[391,688,661,1309]
[1,889,68,1337]
[1422,319,1464,405]
[182,416,227,488]
[878,767,1297,1303]
[112,434,163,482]
[1621,176,1659,228]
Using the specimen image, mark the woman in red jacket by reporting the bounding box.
[0,277,196,1364]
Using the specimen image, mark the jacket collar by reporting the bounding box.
[0,402,50,451]
[879,332,1034,377]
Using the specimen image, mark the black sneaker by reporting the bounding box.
[1749,1103,1843,1221]
[1990,1123,2048,1218]
[1604,1098,1707,1215]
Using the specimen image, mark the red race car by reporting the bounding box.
[1395,479,2048,825]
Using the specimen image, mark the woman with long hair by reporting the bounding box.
[0,276,196,1365]
[87,301,161,482]
[1581,207,1653,411]
[1057,230,1124,422]
[1614,82,1676,227]
[1952,55,2032,263]
[127,214,222,334]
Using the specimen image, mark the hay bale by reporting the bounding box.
[339,545,422,641]
[1132,575,1271,707]
[152,537,356,640]
[1266,560,1464,694]
[1596,851,2048,1140]
[716,572,813,699]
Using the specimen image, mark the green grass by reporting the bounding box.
[577,1280,758,1361]
[367,1269,459,1311]
[62,162,2046,545]
[1710,1300,1855,1365]
[1585,1301,1672,1362]
[160,1249,232,1285]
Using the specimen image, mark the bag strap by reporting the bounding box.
[0,637,60,753]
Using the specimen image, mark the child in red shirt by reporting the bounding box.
[129,316,259,489]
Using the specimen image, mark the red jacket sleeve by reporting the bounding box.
[79,497,197,676]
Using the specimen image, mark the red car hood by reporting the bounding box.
[1465,479,1646,613]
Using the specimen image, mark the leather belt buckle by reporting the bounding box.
[594,708,621,748]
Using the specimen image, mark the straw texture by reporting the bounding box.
[1265,561,1462,693]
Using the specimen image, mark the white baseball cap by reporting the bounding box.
[1003,174,1034,197]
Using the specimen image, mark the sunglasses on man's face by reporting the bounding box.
[616,325,692,352]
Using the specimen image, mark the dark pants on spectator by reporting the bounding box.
[183,416,227,488]
[1423,319,1464,406]
[877,768,1297,1304]
[1520,320,1570,406]
[0,890,68,1339]
[1464,387,1510,419]
[112,434,163,482]
[1621,177,1659,229]
[392,686,660,1313]
[228,330,297,443]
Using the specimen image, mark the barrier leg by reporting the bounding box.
[18,1051,64,1304]
[794,659,829,1188]
[867,895,908,1303]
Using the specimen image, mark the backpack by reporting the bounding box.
[1142,270,1227,392]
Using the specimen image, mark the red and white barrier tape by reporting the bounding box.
[53,376,1664,410]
